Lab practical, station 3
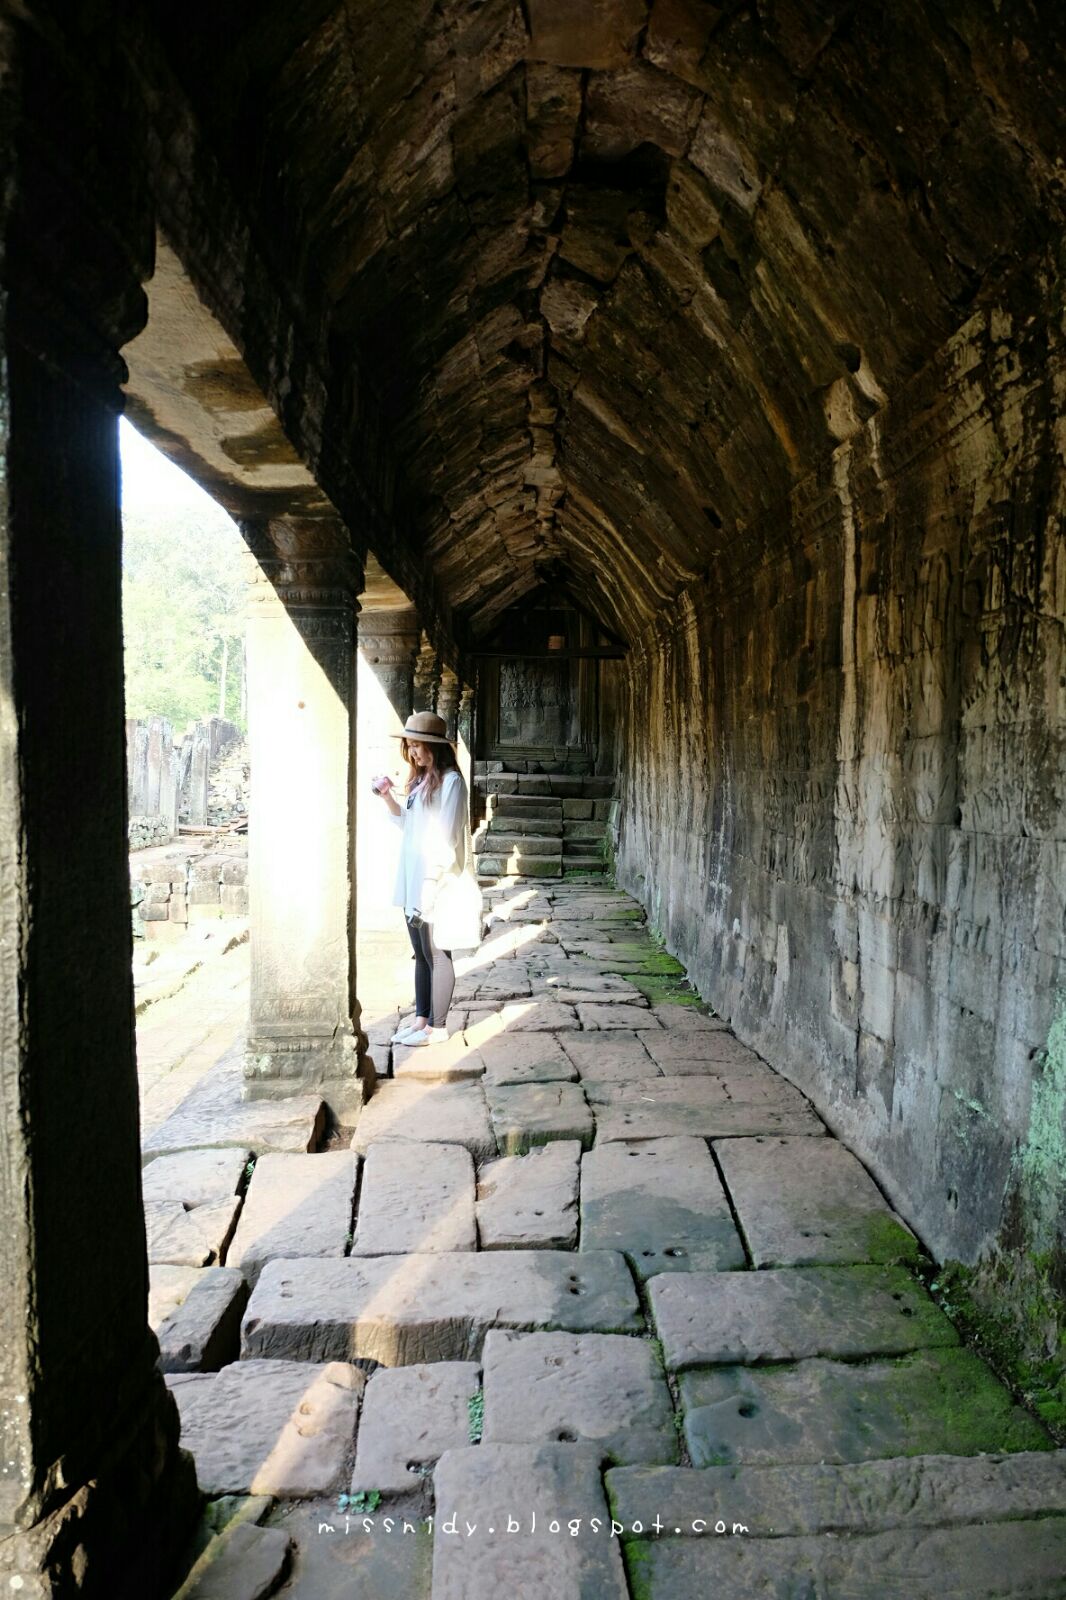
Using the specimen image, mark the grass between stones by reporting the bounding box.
[467,1388,484,1444]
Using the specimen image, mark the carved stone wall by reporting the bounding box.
[616,292,1066,1302]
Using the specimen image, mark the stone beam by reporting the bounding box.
[242,516,370,1116]
[0,11,196,1592]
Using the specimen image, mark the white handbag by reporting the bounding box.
[430,866,484,951]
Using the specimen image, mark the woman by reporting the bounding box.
[372,710,469,1046]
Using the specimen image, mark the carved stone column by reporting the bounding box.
[356,608,419,923]
[0,12,197,1594]
[437,665,461,741]
[413,632,441,713]
[242,518,369,1114]
[457,682,476,796]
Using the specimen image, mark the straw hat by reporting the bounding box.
[390,711,453,744]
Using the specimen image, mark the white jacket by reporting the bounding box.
[390,769,469,919]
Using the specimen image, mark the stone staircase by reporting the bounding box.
[471,769,616,880]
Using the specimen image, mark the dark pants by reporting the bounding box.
[406,915,455,1028]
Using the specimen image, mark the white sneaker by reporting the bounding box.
[391,1023,421,1043]
[405,1026,449,1048]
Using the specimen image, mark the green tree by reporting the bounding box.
[120,422,247,729]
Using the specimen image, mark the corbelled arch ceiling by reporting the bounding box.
[153,0,1063,645]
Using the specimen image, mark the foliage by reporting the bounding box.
[120,423,246,729]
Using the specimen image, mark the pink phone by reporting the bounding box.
[371,774,393,795]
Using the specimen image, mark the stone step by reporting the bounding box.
[351,1082,495,1162]
[563,819,606,840]
[488,794,563,817]
[474,832,560,856]
[240,1250,643,1364]
[476,855,562,879]
[562,855,608,872]
[485,814,561,836]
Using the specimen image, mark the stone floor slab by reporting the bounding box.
[145,1195,242,1267]
[496,999,580,1031]
[351,1362,482,1494]
[149,1263,205,1330]
[560,1031,660,1080]
[352,1140,475,1254]
[648,1007,727,1031]
[241,1250,642,1364]
[477,1141,581,1248]
[141,1146,251,1208]
[637,1030,765,1067]
[678,1347,1050,1466]
[265,1500,432,1600]
[227,1151,358,1287]
[432,1444,630,1599]
[142,1059,328,1164]
[477,1032,577,1086]
[488,1081,594,1153]
[157,1265,249,1372]
[714,1135,919,1266]
[174,1520,293,1600]
[166,1360,364,1496]
[581,1137,746,1278]
[392,1035,485,1083]
[628,1517,1066,1599]
[350,1083,495,1162]
[589,1078,825,1141]
[606,1450,1066,1539]
[649,1265,958,1370]
[482,1330,677,1465]
[577,1002,660,1030]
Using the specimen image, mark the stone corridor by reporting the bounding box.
[146,881,1065,1598]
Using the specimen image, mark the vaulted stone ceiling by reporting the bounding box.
[156,0,1063,642]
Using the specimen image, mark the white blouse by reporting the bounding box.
[390,768,469,919]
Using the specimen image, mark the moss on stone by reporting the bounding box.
[626,974,703,1006]
[857,1212,923,1267]
[622,1537,654,1599]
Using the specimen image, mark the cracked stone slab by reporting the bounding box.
[352,1140,475,1254]
[432,1444,629,1599]
[577,1002,660,1030]
[145,1196,243,1267]
[560,1031,659,1080]
[174,1521,293,1600]
[478,1031,577,1085]
[714,1135,919,1267]
[589,1079,825,1141]
[350,1082,495,1162]
[227,1152,358,1287]
[630,1517,1066,1599]
[606,1451,1066,1539]
[142,1060,328,1164]
[481,1330,677,1465]
[392,1035,486,1083]
[141,1147,251,1208]
[477,1140,581,1248]
[241,1251,642,1364]
[581,1138,746,1278]
[165,1360,364,1496]
[678,1347,1050,1467]
[488,1081,594,1153]
[539,970,644,998]
[649,1265,959,1370]
[157,1266,249,1372]
[351,1362,482,1494]
[637,1030,764,1068]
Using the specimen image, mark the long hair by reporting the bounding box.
[401,736,459,802]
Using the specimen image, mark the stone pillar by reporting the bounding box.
[437,664,461,741]
[357,610,419,922]
[413,632,440,713]
[457,682,476,797]
[242,517,369,1114]
[0,12,197,1594]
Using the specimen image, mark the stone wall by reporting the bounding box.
[615,294,1066,1321]
[126,714,242,838]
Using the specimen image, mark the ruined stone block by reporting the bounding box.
[351,1362,481,1494]
[220,884,249,914]
[352,1140,476,1254]
[477,1141,581,1249]
[581,1137,745,1278]
[156,1266,249,1373]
